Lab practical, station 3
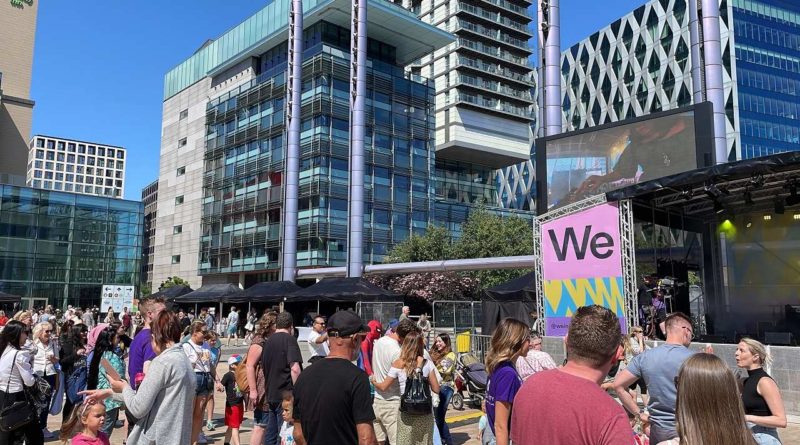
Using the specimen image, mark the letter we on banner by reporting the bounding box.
[541,202,627,335]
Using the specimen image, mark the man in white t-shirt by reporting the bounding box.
[226,307,240,346]
[307,315,329,364]
[371,318,419,445]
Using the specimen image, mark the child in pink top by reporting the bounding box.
[59,400,111,445]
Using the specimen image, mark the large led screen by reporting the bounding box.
[537,104,713,212]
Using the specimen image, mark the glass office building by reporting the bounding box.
[733,0,800,158]
[0,184,142,309]
[199,22,436,276]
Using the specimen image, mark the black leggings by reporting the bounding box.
[0,390,44,445]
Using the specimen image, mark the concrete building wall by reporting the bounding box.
[0,0,38,178]
[151,59,257,290]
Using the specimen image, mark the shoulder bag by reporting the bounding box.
[0,350,37,432]
[400,361,433,415]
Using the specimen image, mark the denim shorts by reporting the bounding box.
[195,372,212,396]
[253,408,269,427]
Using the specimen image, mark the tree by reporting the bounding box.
[452,207,534,288]
[139,282,152,297]
[159,276,189,290]
[384,225,452,263]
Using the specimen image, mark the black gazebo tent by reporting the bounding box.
[149,284,193,302]
[0,291,22,304]
[174,284,244,304]
[482,272,536,335]
[287,277,399,302]
[243,281,302,304]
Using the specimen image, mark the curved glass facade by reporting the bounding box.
[0,184,142,308]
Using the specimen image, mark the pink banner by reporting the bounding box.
[541,202,622,280]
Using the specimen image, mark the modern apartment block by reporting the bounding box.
[152,0,452,288]
[399,0,537,211]
[27,135,127,198]
[498,0,800,211]
[0,1,38,182]
[141,180,158,289]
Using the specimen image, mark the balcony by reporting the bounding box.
[455,74,533,102]
[452,20,531,53]
[479,0,529,20]
[454,91,534,120]
[454,56,535,87]
[454,2,531,35]
[456,38,532,68]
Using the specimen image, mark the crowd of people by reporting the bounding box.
[0,299,791,445]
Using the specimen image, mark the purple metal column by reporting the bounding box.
[347,0,367,278]
[281,0,303,282]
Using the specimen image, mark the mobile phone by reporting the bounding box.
[101,358,121,381]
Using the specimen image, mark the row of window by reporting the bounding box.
[32,171,123,186]
[29,161,124,178]
[734,19,800,52]
[33,150,125,170]
[739,92,800,121]
[737,67,800,96]
[740,117,800,144]
[29,180,122,197]
[735,44,800,74]
[33,139,125,159]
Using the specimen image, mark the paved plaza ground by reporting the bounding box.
[45,343,800,444]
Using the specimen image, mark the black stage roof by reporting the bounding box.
[606,151,800,218]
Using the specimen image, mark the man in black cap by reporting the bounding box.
[292,310,377,445]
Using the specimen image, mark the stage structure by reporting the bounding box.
[533,194,638,335]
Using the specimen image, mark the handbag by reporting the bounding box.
[399,362,433,416]
[0,350,37,432]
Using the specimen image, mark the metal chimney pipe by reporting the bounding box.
[280,0,303,282]
[701,0,728,164]
[688,0,705,102]
[542,0,562,136]
[347,0,367,277]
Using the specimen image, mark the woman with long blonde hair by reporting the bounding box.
[484,318,530,445]
[371,330,440,445]
[663,353,756,445]
[736,338,786,444]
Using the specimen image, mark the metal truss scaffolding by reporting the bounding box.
[533,194,638,334]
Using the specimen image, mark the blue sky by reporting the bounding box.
[31,0,645,201]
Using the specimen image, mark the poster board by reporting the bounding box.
[540,202,628,335]
[101,285,135,313]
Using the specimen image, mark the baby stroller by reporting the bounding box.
[451,353,488,410]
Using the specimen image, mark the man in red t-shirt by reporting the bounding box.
[511,305,634,445]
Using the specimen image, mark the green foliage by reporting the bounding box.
[451,207,534,288]
[139,282,152,297]
[380,207,535,296]
[385,225,452,263]
[159,276,189,290]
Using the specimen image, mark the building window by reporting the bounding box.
[177,166,186,176]
[173,225,183,234]
[67,143,76,152]
[88,146,96,155]
[171,255,181,264]
[117,151,124,159]
[175,195,184,205]
[178,138,187,148]
[179,109,189,120]
[36,138,44,148]
[108,149,115,158]
[78,144,86,154]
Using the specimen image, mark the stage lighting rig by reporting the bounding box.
[749,174,766,189]
[679,188,694,201]
[704,183,729,199]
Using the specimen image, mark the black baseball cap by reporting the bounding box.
[327,310,368,337]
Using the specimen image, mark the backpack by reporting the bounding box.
[66,356,88,404]
[234,353,250,393]
[400,363,432,415]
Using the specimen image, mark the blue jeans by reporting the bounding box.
[263,401,283,445]
[751,425,782,445]
[435,385,454,445]
[100,407,119,437]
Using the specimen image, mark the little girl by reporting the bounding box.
[60,400,111,445]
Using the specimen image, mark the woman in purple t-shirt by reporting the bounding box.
[485,319,530,445]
